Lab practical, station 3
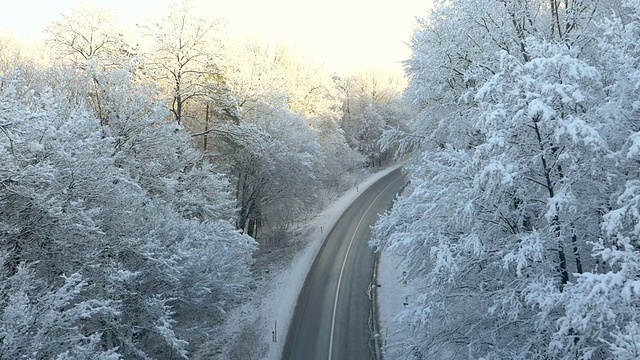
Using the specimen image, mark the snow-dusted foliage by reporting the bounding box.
[217,42,364,241]
[210,105,322,240]
[339,71,411,167]
[0,64,255,358]
[375,0,640,358]
[140,0,228,126]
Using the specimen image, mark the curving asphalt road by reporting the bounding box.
[282,168,405,360]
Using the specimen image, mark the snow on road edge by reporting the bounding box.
[261,165,401,360]
[377,250,414,358]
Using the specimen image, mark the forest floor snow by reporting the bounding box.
[219,165,401,360]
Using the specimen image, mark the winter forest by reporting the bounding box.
[373,0,640,359]
[0,1,409,358]
[3,0,640,358]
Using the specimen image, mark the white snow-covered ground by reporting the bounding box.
[219,165,401,360]
[377,250,415,359]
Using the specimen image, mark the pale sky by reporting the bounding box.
[0,0,433,74]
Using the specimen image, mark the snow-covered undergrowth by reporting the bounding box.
[219,165,400,360]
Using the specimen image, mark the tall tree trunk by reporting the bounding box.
[550,0,564,39]
[174,74,182,125]
[571,231,583,274]
[502,0,531,62]
[532,117,569,289]
[92,77,107,126]
[203,103,209,151]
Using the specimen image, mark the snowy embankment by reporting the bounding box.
[377,251,417,358]
[219,165,400,360]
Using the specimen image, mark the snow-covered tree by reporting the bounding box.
[45,2,134,70]
[338,71,410,166]
[216,41,364,241]
[141,0,230,125]
[553,2,640,358]
[0,264,120,360]
[45,3,140,126]
[372,0,640,358]
[0,56,255,358]
[209,107,321,241]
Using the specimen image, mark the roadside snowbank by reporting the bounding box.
[219,165,401,360]
[377,250,416,358]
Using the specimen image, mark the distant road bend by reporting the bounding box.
[283,168,405,360]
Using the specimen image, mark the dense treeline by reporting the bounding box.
[374,0,640,359]
[0,51,255,359]
[0,1,407,358]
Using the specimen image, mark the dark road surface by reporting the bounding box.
[282,168,405,360]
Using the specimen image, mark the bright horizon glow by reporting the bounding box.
[0,0,433,75]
